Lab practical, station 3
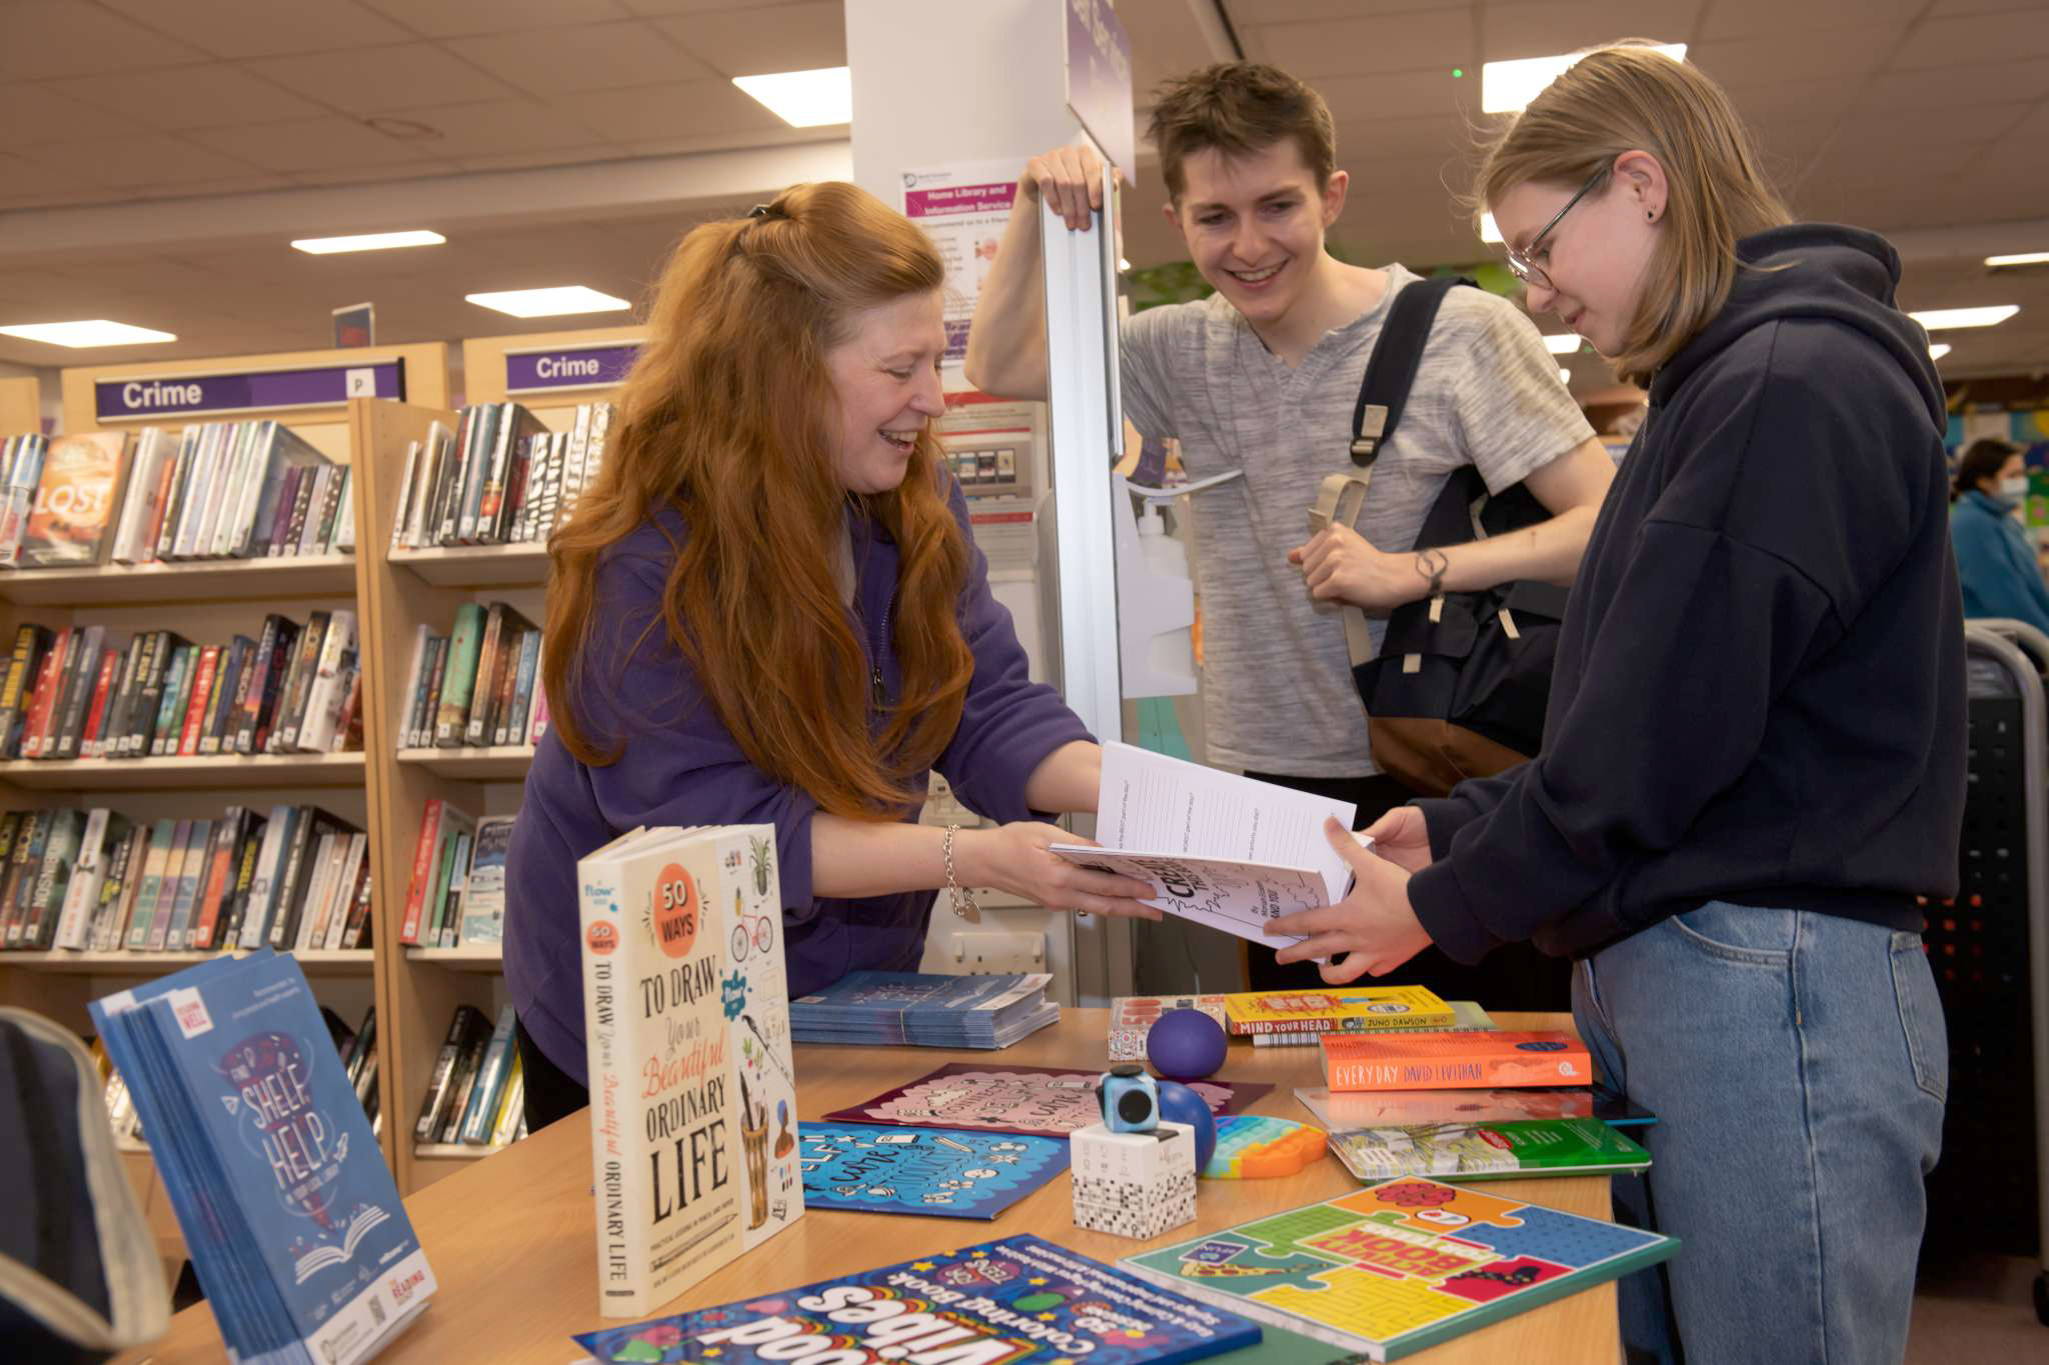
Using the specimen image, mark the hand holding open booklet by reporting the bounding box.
[1049,743,1367,952]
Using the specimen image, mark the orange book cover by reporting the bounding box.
[1320,1030,1593,1091]
[19,432,129,567]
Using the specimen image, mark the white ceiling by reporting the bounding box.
[0,0,2046,384]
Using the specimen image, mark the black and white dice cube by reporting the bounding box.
[1070,1119,1197,1239]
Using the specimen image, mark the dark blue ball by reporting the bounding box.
[1156,1080,1217,1172]
[1147,1007,1227,1081]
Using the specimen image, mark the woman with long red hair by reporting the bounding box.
[505,182,1153,1128]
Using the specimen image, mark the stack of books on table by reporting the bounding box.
[91,953,433,1364]
[789,969,1059,1048]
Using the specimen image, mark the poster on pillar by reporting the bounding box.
[1065,0,1135,178]
[902,160,1021,388]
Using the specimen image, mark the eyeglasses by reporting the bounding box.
[1504,167,1609,292]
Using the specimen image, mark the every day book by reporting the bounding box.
[790,970,1059,1048]
[1326,1118,1651,1183]
[1049,743,1359,953]
[1321,1031,1593,1092]
[1223,986,1454,1036]
[579,824,801,1319]
[1123,1178,1677,1363]
[89,952,433,1365]
[573,1232,1262,1365]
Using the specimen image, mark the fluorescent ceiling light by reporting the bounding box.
[1985,252,2049,268]
[1542,333,1582,355]
[733,66,851,127]
[1484,45,1687,113]
[1910,305,2018,330]
[1929,343,1952,361]
[465,286,631,319]
[291,229,445,255]
[0,319,176,347]
[1480,213,1504,244]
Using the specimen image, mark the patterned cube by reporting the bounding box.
[1071,1120,1197,1239]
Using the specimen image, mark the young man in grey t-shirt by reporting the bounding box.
[966,63,1613,1003]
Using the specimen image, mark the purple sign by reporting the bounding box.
[903,181,1017,219]
[1065,0,1134,178]
[95,360,404,422]
[503,343,638,394]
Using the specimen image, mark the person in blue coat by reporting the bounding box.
[1950,437,2049,633]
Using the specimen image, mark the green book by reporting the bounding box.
[1124,1177,1677,1363]
[434,602,484,747]
[1326,1117,1651,1183]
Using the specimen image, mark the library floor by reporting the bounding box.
[1908,1254,2045,1360]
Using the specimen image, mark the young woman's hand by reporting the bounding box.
[961,823,1162,920]
[1362,805,1434,875]
[1266,818,1434,982]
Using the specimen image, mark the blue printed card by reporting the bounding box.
[797,1122,1067,1219]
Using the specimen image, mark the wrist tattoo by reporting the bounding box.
[1415,549,1449,596]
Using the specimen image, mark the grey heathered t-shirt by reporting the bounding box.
[1120,263,1595,778]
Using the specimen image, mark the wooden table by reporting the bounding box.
[120,1009,1619,1364]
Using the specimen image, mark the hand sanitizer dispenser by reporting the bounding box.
[1114,473,1197,697]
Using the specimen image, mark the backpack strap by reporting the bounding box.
[1351,274,1475,466]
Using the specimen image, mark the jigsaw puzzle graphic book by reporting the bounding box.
[579,824,801,1319]
[89,951,432,1365]
[1123,1179,1676,1362]
[1319,1031,1592,1092]
[574,1233,1262,1365]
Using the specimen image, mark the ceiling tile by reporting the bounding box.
[94,0,414,60]
[81,63,333,131]
[283,162,465,187]
[1699,0,1924,40]
[368,99,607,157]
[0,0,211,79]
[10,134,268,188]
[446,148,629,173]
[615,0,777,14]
[189,115,457,172]
[0,83,149,143]
[551,78,788,139]
[1855,57,2049,109]
[1718,76,1861,120]
[1479,0,1703,64]
[445,20,713,94]
[1336,112,1474,163]
[1307,68,1479,123]
[1252,9,1475,79]
[652,2,845,76]
[1893,10,2049,69]
[1690,25,1909,87]
[1239,0,1473,20]
[354,0,631,38]
[246,42,519,114]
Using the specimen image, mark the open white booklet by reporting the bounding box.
[1048,743,1366,950]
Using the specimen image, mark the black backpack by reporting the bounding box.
[1312,275,1568,796]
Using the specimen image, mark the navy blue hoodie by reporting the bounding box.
[1408,224,1965,963]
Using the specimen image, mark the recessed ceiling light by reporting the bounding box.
[733,66,851,127]
[1480,213,1504,244]
[1483,44,1687,113]
[1542,334,1581,355]
[1985,252,2049,269]
[1558,367,1573,385]
[1929,343,1952,361]
[292,230,446,255]
[465,286,631,319]
[1910,305,2019,330]
[0,319,176,347]
[1118,257,1131,272]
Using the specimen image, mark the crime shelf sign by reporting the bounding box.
[94,359,406,422]
[502,342,639,395]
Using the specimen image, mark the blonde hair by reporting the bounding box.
[543,183,973,819]
[1476,43,1793,385]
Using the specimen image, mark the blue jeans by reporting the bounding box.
[1573,902,1948,1364]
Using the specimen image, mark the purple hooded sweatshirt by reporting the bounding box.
[504,482,1091,1083]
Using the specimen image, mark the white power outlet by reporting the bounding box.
[941,930,1046,975]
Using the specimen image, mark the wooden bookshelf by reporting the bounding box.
[0,552,358,606]
[405,945,503,972]
[2,947,373,974]
[395,745,534,781]
[388,544,548,589]
[0,751,366,791]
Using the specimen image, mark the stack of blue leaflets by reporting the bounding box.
[90,951,434,1364]
[789,970,1059,1047]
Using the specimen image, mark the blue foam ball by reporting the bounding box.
[1156,1080,1217,1172]
[1147,1006,1228,1082]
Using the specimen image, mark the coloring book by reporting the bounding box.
[824,1062,1270,1137]
[796,1122,1067,1219]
